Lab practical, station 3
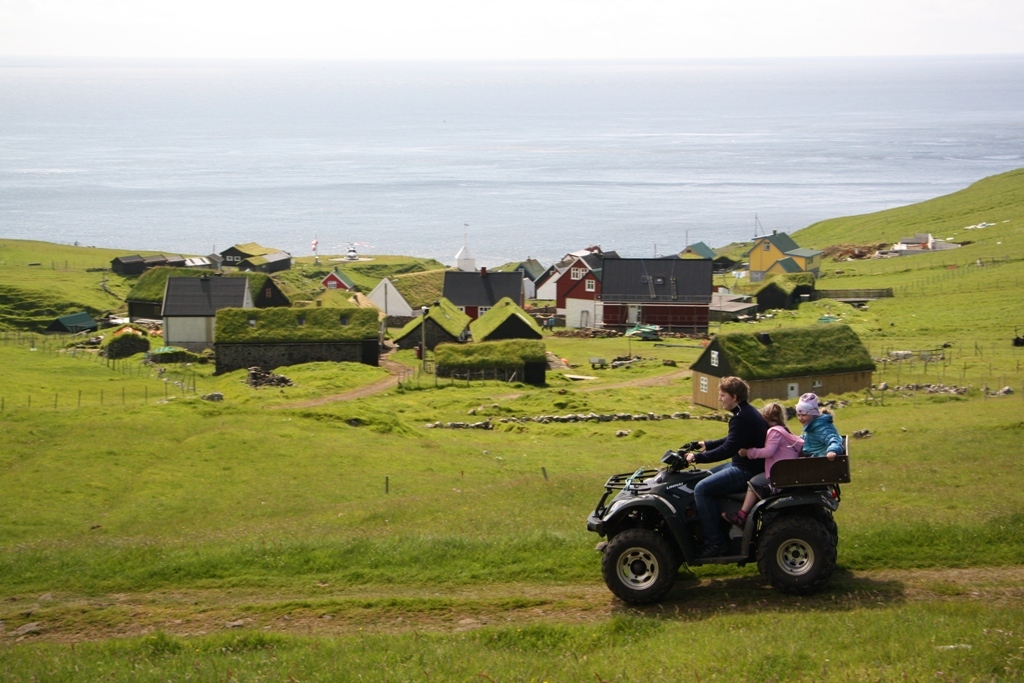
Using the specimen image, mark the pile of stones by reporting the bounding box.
[424,411,736,430]
[246,366,294,388]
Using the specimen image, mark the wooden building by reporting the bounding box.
[746,231,823,283]
[599,257,713,333]
[755,274,816,312]
[689,324,875,409]
[391,298,471,351]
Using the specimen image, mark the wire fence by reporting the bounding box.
[0,330,202,412]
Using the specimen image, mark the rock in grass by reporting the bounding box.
[13,622,41,636]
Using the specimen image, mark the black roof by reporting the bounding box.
[599,258,712,303]
[113,255,144,264]
[442,271,523,307]
[162,276,250,317]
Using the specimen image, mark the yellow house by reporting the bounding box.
[746,231,822,282]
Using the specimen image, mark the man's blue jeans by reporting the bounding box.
[694,462,756,547]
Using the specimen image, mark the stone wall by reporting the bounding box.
[215,340,379,374]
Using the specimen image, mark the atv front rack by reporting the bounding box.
[604,468,660,492]
[591,468,660,517]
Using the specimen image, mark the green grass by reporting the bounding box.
[1,603,1021,681]
[2,171,1024,676]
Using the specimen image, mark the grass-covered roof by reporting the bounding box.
[216,307,378,344]
[434,339,547,370]
[126,267,289,303]
[469,297,542,341]
[390,268,451,310]
[393,297,470,341]
[755,272,816,295]
[313,289,359,308]
[712,324,875,380]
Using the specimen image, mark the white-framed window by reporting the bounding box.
[710,350,719,367]
[585,279,596,292]
[478,307,490,315]
[700,376,709,393]
[327,281,337,289]
[763,242,771,251]
[812,379,823,388]
[571,267,586,280]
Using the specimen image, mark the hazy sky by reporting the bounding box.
[1,0,1022,60]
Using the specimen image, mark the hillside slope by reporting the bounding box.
[795,168,1024,248]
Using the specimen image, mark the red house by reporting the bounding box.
[321,268,356,291]
[563,269,603,328]
[555,250,614,311]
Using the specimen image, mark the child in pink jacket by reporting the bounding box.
[722,402,803,528]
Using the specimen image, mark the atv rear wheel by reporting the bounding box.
[757,515,836,595]
[601,528,678,604]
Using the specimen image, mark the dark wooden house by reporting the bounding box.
[392,298,471,351]
[689,324,875,409]
[755,274,816,312]
[599,257,713,333]
[111,255,146,276]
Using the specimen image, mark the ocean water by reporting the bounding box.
[1,56,1023,267]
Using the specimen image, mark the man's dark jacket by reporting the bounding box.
[694,401,768,474]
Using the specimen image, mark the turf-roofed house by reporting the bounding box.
[469,297,543,342]
[392,298,471,351]
[435,339,548,386]
[127,267,290,321]
[689,324,875,409]
[214,307,380,374]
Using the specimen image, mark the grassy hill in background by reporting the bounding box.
[0,240,161,330]
[794,167,1024,248]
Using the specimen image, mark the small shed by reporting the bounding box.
[214,307,380,374]
[45,311,98,334]
[755,274,816,312]
[392,298,470,351]
[435,339,547,386]
[709,293,759,322]
[237,250,292,273]
[689,324,875,409]
[470,297,543,342]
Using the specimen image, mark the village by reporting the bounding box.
[37,229,960,408]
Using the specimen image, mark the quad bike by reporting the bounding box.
[586,442,850,604]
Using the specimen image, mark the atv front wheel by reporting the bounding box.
[757,515,836,595]
[601,529,678,604]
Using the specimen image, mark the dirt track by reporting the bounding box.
[4,566,1021,643]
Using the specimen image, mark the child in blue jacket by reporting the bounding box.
[795,393,845,460]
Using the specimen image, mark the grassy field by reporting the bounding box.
[2,171,1024,680]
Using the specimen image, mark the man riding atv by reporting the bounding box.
[686,376,767,559]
